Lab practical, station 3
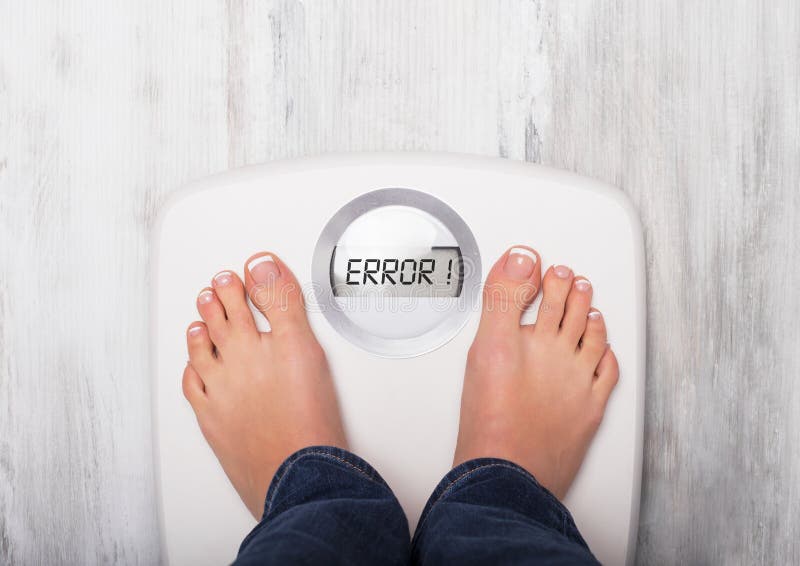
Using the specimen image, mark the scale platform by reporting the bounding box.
[152,153,644,565]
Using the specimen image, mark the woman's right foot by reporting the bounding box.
[454,246,620,499]
[182,252,347,519]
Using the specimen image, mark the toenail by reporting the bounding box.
[188,325,204,336]
[588,311,603,320]
[213,271,233,287]
[248,255,280,284]
[574,278,592,292]
[198,290,215,304]
[504,247,537,280]
[554,265,572,279]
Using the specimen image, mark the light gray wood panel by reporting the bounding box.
[542,3,800,563]
[0,1,798,564]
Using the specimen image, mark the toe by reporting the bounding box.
[182,363,206,410]
[479,246,542,331]
[197,287,228,344]
[186,322,216,371]
[593,347,619,405]
[560,276,593,346]
[579,309,608,366]
[211,270,257,332]
[534,265,574,334]
[244,252,308,338]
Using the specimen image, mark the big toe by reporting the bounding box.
[244,252,309,337]
[479,246,542,331]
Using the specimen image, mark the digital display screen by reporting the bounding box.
[331,246,463,298]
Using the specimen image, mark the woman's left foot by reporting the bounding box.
[183,252,347,519]
[454,246,619,499]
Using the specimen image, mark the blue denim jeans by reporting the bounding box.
[235,446,599,565]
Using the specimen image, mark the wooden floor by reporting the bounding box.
[1,2,799,564]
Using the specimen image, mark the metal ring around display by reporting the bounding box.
[311,187,482,358]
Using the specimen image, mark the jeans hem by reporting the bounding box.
[414,457,578,542]
[239,445,389,552]
[234,446,407,564]
[264,445,388,516]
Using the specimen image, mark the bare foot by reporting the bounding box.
[182,252,347,519]
[454,246,619,499]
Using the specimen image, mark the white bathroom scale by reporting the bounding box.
[152,153,645,566]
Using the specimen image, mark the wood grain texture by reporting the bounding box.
[0,1,798,564]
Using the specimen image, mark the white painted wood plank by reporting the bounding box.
[0,1,229,564]
[542,3,800,563]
